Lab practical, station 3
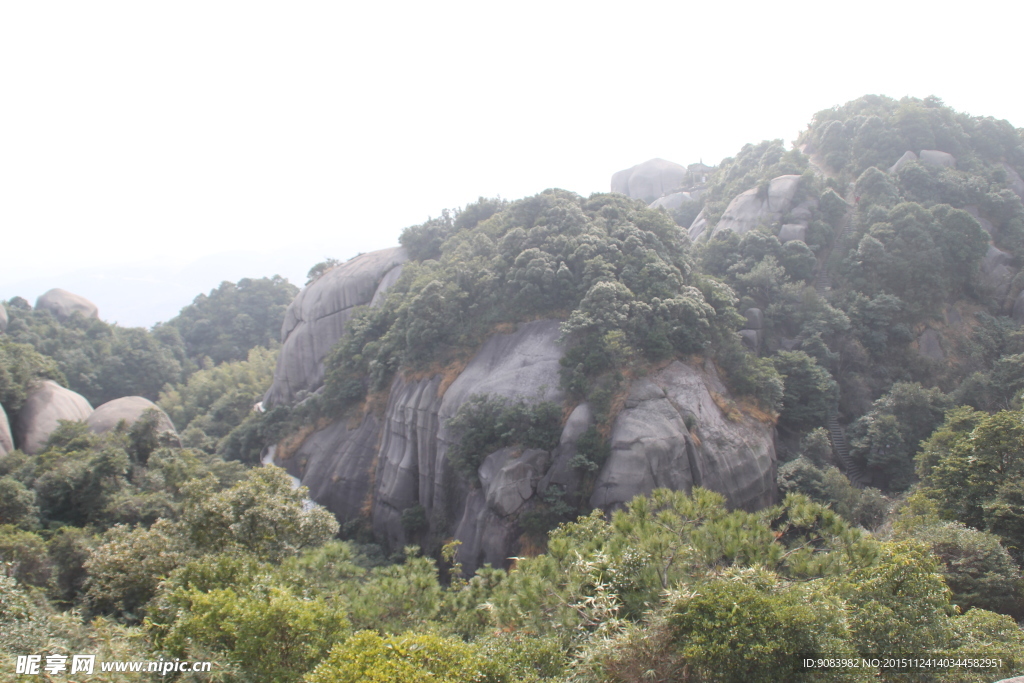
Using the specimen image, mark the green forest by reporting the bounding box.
[4,95,1024,681]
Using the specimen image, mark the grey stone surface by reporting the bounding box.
[35,289,99,321]
[649,192,695,212]
[1002,162,1024,200]
[788,199,817,222]
[263,247,408,407]
[713,175,802,237]
[744,308,764,330]
[688,209,708,240]
[980,245,1015,300]
[280,411,384,522]
[739,329,761,351]
[283,323,776,573]
[86,396,178,437]
[945,304,964,326]
[15,380,93,454]
[590,360,776,511]
[992,677,1024,683]
[777,223,806,243]
[888,150,918,174]
[0,403,12,457]
[917,329,944,361]
[611,159,688,202]
[918,149,956,169]
[0,302,7,333]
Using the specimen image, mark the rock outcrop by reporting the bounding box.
[918,150,956,169]
[888,150,918,175]
[86,396,178,439]
[591,361,775,511]
[263,247,408,407]
[35,289,99,321]
[649,191,700,212]
[0,404,13,457]
[0,302,7,333]
[916,329,944,361]
[707,175,803,239]
[611,159,688,203]
[980,245,1015,301]
[15,380,93,454]
[275,319,776,571]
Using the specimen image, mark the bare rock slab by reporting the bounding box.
[87,396,178,437]
[16,380,93,454]
[35,289,99,321]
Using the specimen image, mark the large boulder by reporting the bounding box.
[688,209,709,240]
[611,159,688,203]
[916,329,944,361]
[263,247,408,407]
[15,381,93,454]
[712,175,803,237]
[276,321,776,572]
[86,396,178,438]
[590,360,776,511]
[0,404,13,457]
[649,191,697,212]
[35,289,99,321]
[918,149,956,169]
[980,245,1015,301]
[0,302,7,333]
[888,150,918,175]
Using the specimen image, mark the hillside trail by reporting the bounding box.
[802,148,868,486]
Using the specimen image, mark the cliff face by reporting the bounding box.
[271,251,777,570]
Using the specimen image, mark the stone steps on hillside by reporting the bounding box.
[827,414,867,487]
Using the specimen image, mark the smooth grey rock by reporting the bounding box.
[981,245,1015,300]
[281,411,384,522]
[888,150,918,174]
[918,149,956,169]
[264,247,408,407]
[777,224,806,243]
[713,175,802,237]
[744,308,764,330]
[538,402,592,498]
[917,329,944,361]
[35,289,99,321]
[590,361,775,511]
[688,209,708,240]
[649,192,695,212]
[788,199,817,222]
[1002,162,1024,200]
[481,447,550,517]
[993,678,1024,683]
[739,329,761,351]
[611,159,688,202]
[86,397,178,438]
[0,302,7,333]
[15,381,93,454]
[373,320,566,568]
[0,404,12,457]
[1013,292,1024,324]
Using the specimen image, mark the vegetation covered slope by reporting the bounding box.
[4,95,1024,681]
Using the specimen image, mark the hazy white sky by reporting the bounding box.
[2,1,1021,324]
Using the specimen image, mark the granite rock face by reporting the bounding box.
[0,404,13,457]
[918,150,956,169]
[35,289,99,321]
[712,175,803,237]
[0,303,7,333]
[611,159,688,202]
[86,396,178,438]
[263,247,408,407]
[888,150,918,175]
[688,209,709,240]
[649,191,698,212]
[591,361,776,511]
[15,381,93,454]
[980,245,1015,301]
[917,329,944,361]
[276,321,776,572]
